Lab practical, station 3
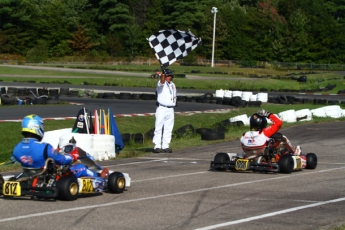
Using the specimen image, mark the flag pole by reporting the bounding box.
[84,107,89,134]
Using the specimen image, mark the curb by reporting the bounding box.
[298,93,345,96]
[0,108,233,122]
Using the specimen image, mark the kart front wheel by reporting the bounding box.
[56,174,79,201]
[306,153,317,169]
[108,172,125,193]
[213,153,230,171]
[0,174,3,195]
[278,155,294,174]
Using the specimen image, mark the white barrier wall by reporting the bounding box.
[41,128,73,149]
[59,133,116,161]
[227,105,343,127]
[42,128,116,161]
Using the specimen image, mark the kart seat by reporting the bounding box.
[242,146,267,158]
[21,167,43,178]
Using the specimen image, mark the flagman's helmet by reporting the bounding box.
[250,113,267,131]
[163,69,174,77]
[21,114,45,141]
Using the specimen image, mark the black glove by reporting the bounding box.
[257,109,270,117]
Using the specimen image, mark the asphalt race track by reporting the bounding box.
[0,121,344,230]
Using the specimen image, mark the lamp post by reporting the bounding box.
[211,7,217,68]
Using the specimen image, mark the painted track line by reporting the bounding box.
[0,167,343,223]
[195,197,345,230]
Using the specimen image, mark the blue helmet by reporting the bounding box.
[163,69,174,77]
[21,114,44,140]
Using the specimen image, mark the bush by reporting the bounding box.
[26,40,49,63]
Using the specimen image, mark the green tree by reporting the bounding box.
[0,0,34,54]
[26,39,49,63]
[162,0,205,31]
[97,0,133,33]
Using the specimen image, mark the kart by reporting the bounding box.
[210,132,317,174]
[0,143,131,201]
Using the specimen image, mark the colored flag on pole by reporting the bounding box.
[72,107,88,133]
[100,109,105,134]
[88,109,94,134]
[109,107,124,152]
[94,110,99,134]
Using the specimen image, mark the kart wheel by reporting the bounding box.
[306,153,317,169]
[56,174,79,201]
[213,153,230,171]
[108,172,126,193]
[0,174,3,195]
[278,154,294,174]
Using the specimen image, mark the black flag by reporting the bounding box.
[72,107,88,133]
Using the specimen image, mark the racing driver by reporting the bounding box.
[240,109,301,159]
[12,114,109,180]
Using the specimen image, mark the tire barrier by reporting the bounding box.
[7,87,18,95]
[174,124,195,137]
[195,128,212,135]
[277,95,289,104]
[69,90,79,97]
[130,133,144,144]
[313,98,328,105]
[185,96,192,102]
[38,88,48,96]
[201,132,225,141]
[0,94,17,105]
[96,93,104,98]
[17,88,26,96]
[1,86,344,110]
[297,75,307,82]
[131,93,142,100]
[141,93,155,100]
[212,126,227,133]
[119,93,132,100]
[177,95,186,102]
[144,128,155,139]
[59,88,70,96]
[121,133,131,144]
[0,87,6,94]
[103,92,116,99]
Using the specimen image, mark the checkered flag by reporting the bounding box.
[147,29,202,68]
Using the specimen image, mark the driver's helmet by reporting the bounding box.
[21,114,45,140]
[163,69,174,77]
[249,113,267,131]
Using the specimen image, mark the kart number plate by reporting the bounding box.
[295,157,302,169]
[3,182,21,196]
[80,178,94,193]
[235,159,249,170]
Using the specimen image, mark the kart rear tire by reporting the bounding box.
[306,153,317,169]
[278,155,294,174]
[56,174,79,201]
[213,153,230,171]
[0,174,3,195]
[108,172,125,193]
